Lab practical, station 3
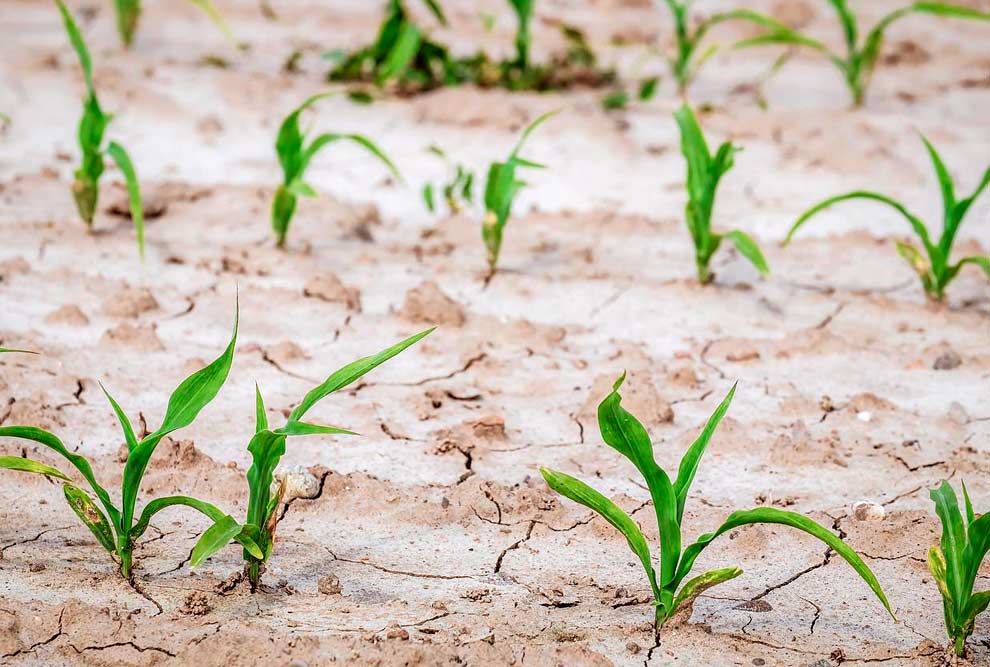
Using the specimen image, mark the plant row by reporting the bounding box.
[56,0,989,301]
[0,332,986,656]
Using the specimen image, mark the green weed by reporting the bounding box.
[272,93,400,248]
[784,134,989,300]
[929,481,990,657]
[675,105,768,284]
[0,302,244,579]
[541,374,894,633]
[188,329,434,590]
[422,145,474,215]
[57,0,145,258]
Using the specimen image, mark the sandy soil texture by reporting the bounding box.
[1,0,989,665]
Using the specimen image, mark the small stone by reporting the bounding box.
[852,501,885,522]
[933,350,962,371]
[472,415,506,440]
[947,402,969,425]
[29,562,45,572]
[626,642,641,654]
[318,574,342,595]
[276,468,321,501]
[856,411,872,423]
[819,395,835,412]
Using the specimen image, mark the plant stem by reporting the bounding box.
[248,559,262,592]
[696,257,712,284]
[119,548,133,580]
[954,634,966,657]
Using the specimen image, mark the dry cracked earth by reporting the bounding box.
[1,0,989,665]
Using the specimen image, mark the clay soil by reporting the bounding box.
[1,0,989,665]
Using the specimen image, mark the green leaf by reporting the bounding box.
[423,183,436,212]
[0,455,70,480]
[602,90,629,110]
[122,300,238,532]
[962,591,990,626]
[55,0,95,96]
[928,545,951,603]
[509,109,560,160]
[598,374,680,587]
[100,383,138,452]
[0,348,36,354]
[638,77,659,101]
[0,426,119,528]
[286,179,317,198]
[724,230,770,276]
[63,484,117,554]
[919,134,956,224]
[675,507,893,618]
[931,481,968,605]
[130,494,226,541]
[669,565,743,621]
[541,467,659,600]
[255,384,268,433]
[185,0,237,45]
[106,142,143,259]
[953,256,990,280]
[378,21,422,83]
[785,191,935,258]
[274,421,358,437]
[673,383,735,522]
[894,240,930,278]
[303,133,400,183]
[245,430,288,536]
[961,481,975,527]
[289,328,433,421]
[190,515,243,566]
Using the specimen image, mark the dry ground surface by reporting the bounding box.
[1,0,989,665]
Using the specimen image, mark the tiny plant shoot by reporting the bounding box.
[0,301,249,579]
[784,134,990,300]
[929,481,990,657]
[736,1,990,106]
[272,93,400,248]
[541,375,894,633]
[482,109,557,280]
[675,105,768,284]
[662,0,799,94]
[112,0,235,48]
[422,145,474,215]
[188,328,434,591]
[56,0,145,258]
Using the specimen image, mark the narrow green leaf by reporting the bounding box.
[190,515,242,566]
[289,328,433,422]
[378,21,422,83]
[55,0,95,96]
[541,467,659,600]
[0,455,70,480]
[0,425,119,527]
[673,383,735,521]
[931,481,968,605]
[724,230,770,276]
[275,421,358,437]
[670,565,743,620]
[100,383,138,452]
[928,545,951,603]
[638,77,659,101]
[423,183,436,212]
[953,256,990,279]
[675,507,894,618]
[0,348,36,354]
[255,384,268,433]
[105,142,144,259]
[63,484,117,554]
[130,494,227,541]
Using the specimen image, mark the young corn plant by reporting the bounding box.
[675,105,769,284]
[0,303,254,580]
[187,328,434,591]
[327,0,461,92]
[662,1,801,94]
[57,0,145,258]
[541,375,894,634]
[272,93,400,248]
[482,109,556,280]
[929,481,990,657]
[735,1,990,106]
[784,134,990,300]
[422,145,474,215]
[111,0,234,48]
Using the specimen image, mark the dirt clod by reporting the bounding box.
[318,574,342,595]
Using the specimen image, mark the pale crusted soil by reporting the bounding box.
[1,0,989,665]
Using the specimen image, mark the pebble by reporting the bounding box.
[852,501,885,522]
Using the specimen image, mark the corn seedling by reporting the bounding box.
[541,375,893,633]
[422,145,475,215]
[188,328,434,591]
[327,0,461,92]
[482,110,556,279]
[784,135,989,300]
[0,302,248,579]
[675,105,768,284]
[662,1,799,94]
[272,93,400,248]
[111,0,234,48]
[57,0,145,258]
[736,1,990,106]
[929,481,990,657]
